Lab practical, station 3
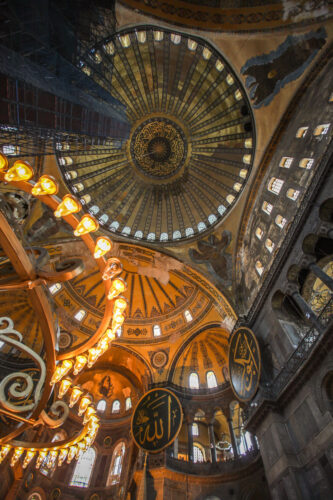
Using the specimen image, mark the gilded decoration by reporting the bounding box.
[130,117,188,182]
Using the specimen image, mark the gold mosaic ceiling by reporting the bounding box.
[58,26,255,244]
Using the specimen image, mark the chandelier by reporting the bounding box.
[0,153,128,471]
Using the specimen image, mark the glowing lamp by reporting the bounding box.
[113,297,128,315]
[87,348,99,368]
[57,448,68,467]
[96,337,109,355]
[105,328,116,342]
[74,214,99,236]
[75,441,86,460]
[83,406,96,424]
[94,236,113,259]
[47,450,58,468]
[0,153,9,171]
[66,445,77,464]
[0,446,11,463]
[4,161,34,182]
[102,258,123,280]
[10,447,24,467]
[107,277,127,300]
[36,450,48,469]
[58,377,72,399]
[73,355,87,375]
[31,175,58,196]
[78,395,92,416]
[84,435,94,447]
[54,194,81,218]
[23,450,36,468]
[111,312,125,332]
[50,359,73,385]
[69,386,83,408]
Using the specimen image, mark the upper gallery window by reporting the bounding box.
[206,371,218,388]
[286,189,300,201]
[255,261,264,276]
[189,372,199,389]
[275,215,287,228]
[296,126,308,138]
[107,442,125,486]
[125,397,132,411]
[299,158,314,169]
[70,447,96,488]
[279,157,293,169]
[268,177,284,195]
[262,201,273,215]
[265,238,275,253]
[193,444,204,463]
[112,400,121,413]
[255,227,264,240]
[192,423,199,436]
[313,123,330,136]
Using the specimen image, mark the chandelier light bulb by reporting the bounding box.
[66,445,77,464]
[58,377,72,399]
[57,448,68,467]
[87,348,99,367]
[78,395,92,416]
[105,328,116,342]
[31,175,59,196]
[36,450,48,469]
[4,161,34,182]
[69,386,83,408]
[23,449,36,469]
[0,153,9,171]
[83,406,96,425]
[73,214,99,237]
[0,445,11,463]
[113,297,128,315]
[75,441,86,460]
[102,258,123,280]
[54,194,81,218]
[50,359,73,385]
[94,236,113,259]
[73,355,87,375]
[111,312,125,332]
[107,277,127,300]
[10,447,24,467]
[47,450,58,469]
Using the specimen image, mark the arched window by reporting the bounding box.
[188,39,197,51]
[255,227,263,240]
[226,194,235,204]
[185,227,194,237]
[265,239,275,253]
[189,372,199,389]
[122,226,131,235]
[233,182,242,192]
[112,400,120,413]
[173,230,181,240]
[218,205,226,215]
[153,325,161,337]
[74,309,86,322]
[27,493,43,500]
[125,397,132,411]
[70,447,96,488]
[286,188,300,201]
[197,222,206,232]
[134,230,143,239]
[120,34,131,48]
[255,261,264,276]
[97,399,106,413]
[147,232,156,241]
[107,442,126,486]
[275,215,287,228]
[299,158,314,169]
[296,126,308,138]
[279,157,293,168]
[184,310,193,322]
[268,177,284,195]
[193,444,204,463]
[49,283,61,295]
[171,33,181,45]
[3,145,20,155]
[160,232,168,241]
[314,123,330,136]
[99,214,109,225]
[89,205,100,215]
[262,201,273,215]
[192,423,199,436]
[203,48,212,60]
[206,371,218,388]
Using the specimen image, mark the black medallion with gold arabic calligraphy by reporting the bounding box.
[131,388,183,453]
[228,327,261,402]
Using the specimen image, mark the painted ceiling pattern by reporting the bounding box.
[58,25,255,244]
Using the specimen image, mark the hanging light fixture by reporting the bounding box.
[69,386,83,408]
[58,377,72,399]
[78,394,93,416]
[0,153,9,171]
[54,194,81,218]
[73,355,88,375]
[94,236,113,259]
[74,214,99,236]
[31,175,59,196]
[4,160,34,182]
[107,277,127,300]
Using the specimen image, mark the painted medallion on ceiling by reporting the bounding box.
[57,26,255,244]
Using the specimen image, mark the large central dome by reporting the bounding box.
[57,26,255,243]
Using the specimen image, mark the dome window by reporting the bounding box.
[99,214,109,225]
[243,154,251,164]
[286,188,300,201]
[239,169,248,179]
[255,227,264,240]
[189,372,199,389]
[226,194,235,204]
[202,48,212,60]
[268,177,284,195]
[244,138,252,148]
[187,39,197,51]
[226,74,234,85]
[147,232,156,241]
[233,182,242,192]
[125,397,132,411]
[206,371,217,388]
[153,325,161,337]
[49,283,61,295]
[314,123,330,136]
[103,41,115,55]
[265,238,275,253]
[296,126,308,138]
[255,261,264,276]
[218,205,226,215]
[215,60,224,72]
[185,227,194,237]
[160,232,168,241]
[173,230,181,240]
[109,221,119,231]
[134,230,143,239]
[89,205,100,215]
[74,309,86,322]
[97,400,106,413]
[279,157,293,169]
[208,214,217,224]
[299,158,314,169]
[275,215,287,228]
[154,31,164,42]
[122,226,131,235]
[120,34,131,48]
[197,222,206,232]
[112,400,121,413]
[262,201,273,215]
[171,34,181,45]
[136,31,146,44]
[184,310,193,322]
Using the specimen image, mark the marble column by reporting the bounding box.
[208,421,217,463]
[173,436,178,459]
[227,416,239,458]
[187,420,194,462]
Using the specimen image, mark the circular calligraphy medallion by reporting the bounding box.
[228,327,261,402]
[151,350,168,369]
[130,117,188,180]
[131,388,183,453]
